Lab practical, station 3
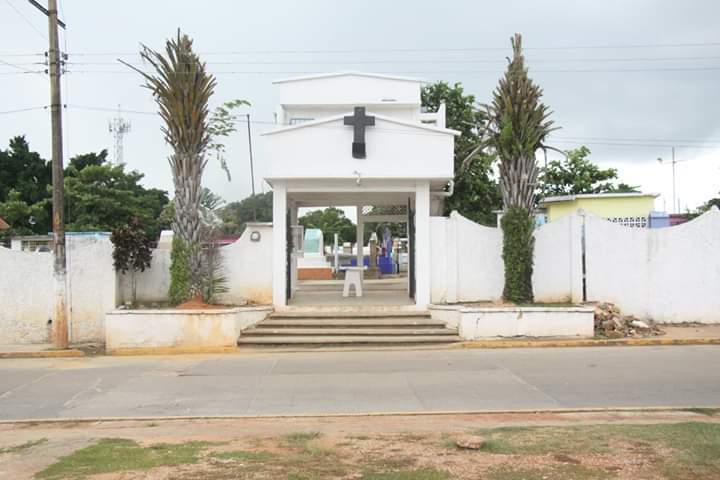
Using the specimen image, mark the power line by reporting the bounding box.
[555,135,720,145]
[63,66,720,75]
[3,0,46,39]
[63,55,720,66]
[62,40,720,56]
[0,105,48,115]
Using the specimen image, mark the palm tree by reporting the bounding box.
[464,34,558,302]
[122,31,216,300]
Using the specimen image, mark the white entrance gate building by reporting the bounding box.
[263,72,458,311]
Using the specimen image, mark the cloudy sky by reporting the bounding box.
[1,0,719,212]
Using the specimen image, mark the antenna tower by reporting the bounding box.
[108,105,131,164]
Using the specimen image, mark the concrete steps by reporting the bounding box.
[238,312,460,346]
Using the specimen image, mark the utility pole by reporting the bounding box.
[657,146,681,214]
[246,113,256,196]
[30,0,68,348]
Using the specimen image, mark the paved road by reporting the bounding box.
[0,346,719,420]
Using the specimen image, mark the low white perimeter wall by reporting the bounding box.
[0,246,53,343]
[0,236,116,344]
[585,209,720,323]
[430,305,594,339]
[119,223,274,306]
[430,212,503,303]
[106,306,272,350]
[431,211,580,304]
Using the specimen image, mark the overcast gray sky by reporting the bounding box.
[1,0,719,212]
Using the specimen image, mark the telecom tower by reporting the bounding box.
[108,106,131,164]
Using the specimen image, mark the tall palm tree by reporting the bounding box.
[122,31,216,299]
[465,34,558,302]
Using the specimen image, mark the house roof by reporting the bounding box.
[538,192,660,205]
[0,217,9,230]
[272,71,425,85]
[262,111,460,137]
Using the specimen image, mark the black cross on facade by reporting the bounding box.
[343,106,375,159]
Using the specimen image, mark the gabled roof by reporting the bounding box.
[273,71,425,85]
[0,217,9,230]
[539,192,660,205]
[263,111,460,137]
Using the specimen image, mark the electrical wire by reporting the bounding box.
[3,0,47,40]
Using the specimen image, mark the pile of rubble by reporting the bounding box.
[593,302,664,338]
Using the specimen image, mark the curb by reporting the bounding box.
[107,346,240,356]
[1,405,719,425]
[0,349,84,359]
[457,337,720,349]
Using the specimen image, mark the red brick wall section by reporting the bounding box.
[298,267,334,280]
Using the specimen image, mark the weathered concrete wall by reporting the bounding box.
[0,235,115,344]
[106,306,272,350]
[0,247,53,344]
[118,223,274,306]
[585,208,720,323]
[430,305,594,339]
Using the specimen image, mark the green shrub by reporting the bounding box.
[168,236,191,305]
[501,206,535,303]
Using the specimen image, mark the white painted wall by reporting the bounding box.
[533,215,584,303]
[430,211,503,303]
[0,235,115,344]
[0,247,53,344]
[431,209,720,323]
[119,223,274,306]
[265,115,455,181]
[276,73,421,108]
[585,209,720,323]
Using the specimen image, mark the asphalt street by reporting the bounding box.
[0,345,719,420]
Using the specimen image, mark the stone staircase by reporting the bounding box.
[237,311,460,346]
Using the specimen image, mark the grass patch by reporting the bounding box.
[0,438,47,454]
[485,464,610,480]
[476,422,720,479]
[35,438,214,479]
[363,468,450,480]
[282,431,322,447]
[210,450,276,462]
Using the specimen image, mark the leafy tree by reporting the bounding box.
[421,82,501,225]
[111,218,154,306]
[65,163,169,239]
[219,192,273,234]
[0,136,51,207]
[128,31,216,299]
[299,207,356,244]
[0,138,168,241]
[208,99,250,181]
[698,192,720,213]
[539,146,639,196]
[482,34,558,303]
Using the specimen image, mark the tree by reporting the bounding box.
[208,99,250,181]
[698,192,720,213]
[111,218,154,306]
[421,82,501,225]
[539,146,639,196]
[0,138,169,241]
[126,31,216,300]
[299,208,356,244]
[483,34,558,303]
[219,192,273,234]
[65,163,169,239]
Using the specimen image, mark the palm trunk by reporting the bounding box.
[172,153,204,298]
